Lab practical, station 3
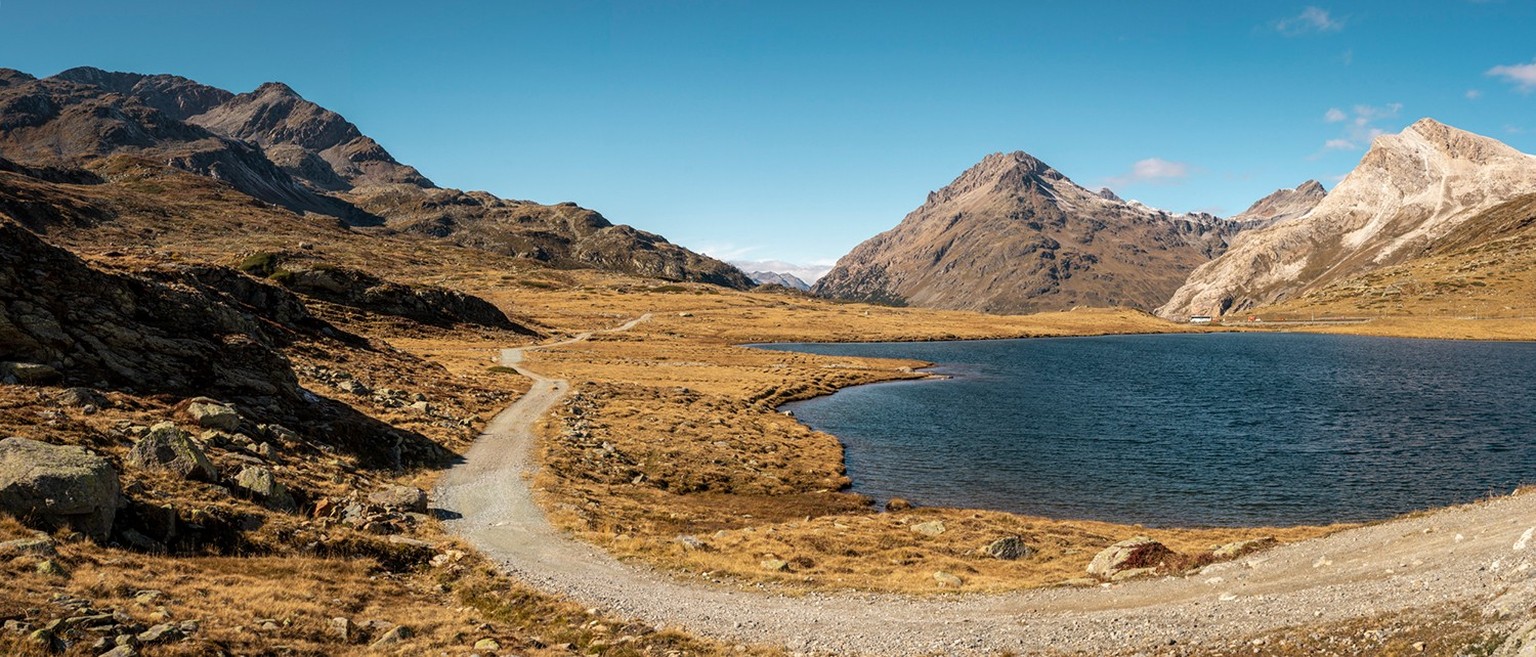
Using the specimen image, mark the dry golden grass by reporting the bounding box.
[401,279,1341,595]
[0,537,784,657]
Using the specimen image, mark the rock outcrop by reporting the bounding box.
[0,218,304,402]
[813,152,1236,312]
[1159,119,1536,319]
[0,437,121,539]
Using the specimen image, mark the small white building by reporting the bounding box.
[1189,315,1213,324]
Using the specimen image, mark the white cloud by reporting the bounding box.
[1466,89,1483,100]
[697,242,761,262]
[1275,7,1345,36]
[1313,102,1402,155]
[1104,158,1192,187]
[1487,59,1536,93]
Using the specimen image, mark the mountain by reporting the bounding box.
[728,259,833,285]
[1228,180,1327,231]
[746,270,811,291]
[0,67,749,288]
[186,81,433,190]
[1158,119,1536,319]
[811,151,1237,313]
[0,67,359,219]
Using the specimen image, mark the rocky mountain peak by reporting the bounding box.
[923,150,1071,209]
[1159,119,1536,319]
[1227,179,1328,230]
[1365,117,1531,169]
[815,150,1236,313]
[0,69,37,86]
[1098,187,1124,202]
[253,81,299,97]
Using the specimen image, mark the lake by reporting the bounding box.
[756,333,1536,526]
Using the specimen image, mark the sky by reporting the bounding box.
[2,1,1534,271]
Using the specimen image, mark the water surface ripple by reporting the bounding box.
[759,333,1536,526]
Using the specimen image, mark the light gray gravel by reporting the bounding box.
[435,316,1536,655]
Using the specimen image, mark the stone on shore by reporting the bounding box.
[1087,536,1176,579]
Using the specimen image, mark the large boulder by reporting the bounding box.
[234,465,295,512]
[127,423,218,482]
[0,437,120,539]
[1087,536,1177,579]
[183,398,241,431]
[367,485,427,513]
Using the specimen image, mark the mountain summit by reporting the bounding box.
[1159,119,1536,319]
[812,151,1236,313]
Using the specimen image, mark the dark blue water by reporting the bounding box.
[757,333,1536,527]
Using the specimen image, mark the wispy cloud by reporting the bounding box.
[696,242,761,262]
[1275,7,1345,36]
[1104,158,1192,187]
[1487,59,1536,93]
[1313,103,1402,154]
[1465,89,1483,100]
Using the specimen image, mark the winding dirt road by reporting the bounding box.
[435,316,1536,655]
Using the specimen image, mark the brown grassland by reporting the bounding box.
[2,164,1532,654]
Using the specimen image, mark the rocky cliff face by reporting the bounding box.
[187,81,433,190]
[0,67,749,288]
[812,151,1236,313]
[1158,119,1536,319]
[1228,180,1327,231]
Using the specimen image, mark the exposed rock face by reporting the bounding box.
[0,437,121,539]
[0,219,304,403]
[186,81,432,190]
[1228,180,1327,232]
[1159,119,1536,319]
[813,152,1237,312]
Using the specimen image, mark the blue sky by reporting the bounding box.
[3,1,1534,269]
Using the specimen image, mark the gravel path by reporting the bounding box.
[435,316,1536,655]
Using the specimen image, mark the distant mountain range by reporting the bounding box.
[811,151,1238,313]
[0,67,750,288]
[744,270,811,291]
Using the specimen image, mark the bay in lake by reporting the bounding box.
[757,333,1536,526]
